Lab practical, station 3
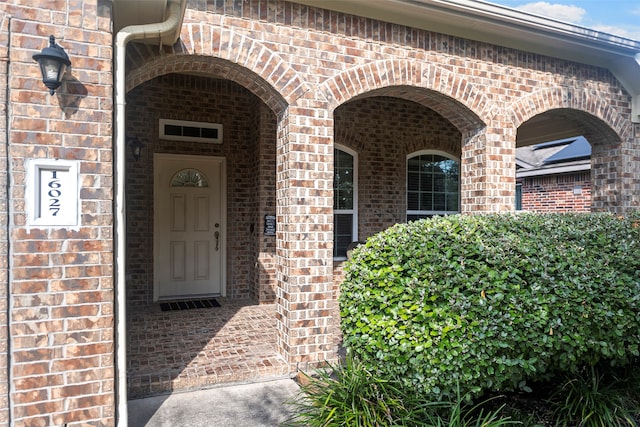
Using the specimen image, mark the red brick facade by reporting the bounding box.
[518,172,591,212]
[0,2,115,426]
[0,0,638,425]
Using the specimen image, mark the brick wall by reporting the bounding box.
[335,97,461,240]
[518,171,591,212]
[2,1,114,425]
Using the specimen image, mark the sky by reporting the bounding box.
[486,0,640,41]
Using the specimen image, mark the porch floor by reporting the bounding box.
[126,298,290,399]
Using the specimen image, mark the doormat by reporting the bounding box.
[160,299,221,312]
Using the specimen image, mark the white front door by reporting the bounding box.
[153,154,226,301]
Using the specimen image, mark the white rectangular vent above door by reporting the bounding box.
[159,119,223,144]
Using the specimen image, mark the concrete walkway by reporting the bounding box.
[128,378,301,427]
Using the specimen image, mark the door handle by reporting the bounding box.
[214,231,220,251]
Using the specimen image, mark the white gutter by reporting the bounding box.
[114,1,185,425]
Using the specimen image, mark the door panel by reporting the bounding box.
[170,241,186,281]
[194,240,210,280]
[194,195,209,231]
[154,154,225,300]
[170,194,186,231]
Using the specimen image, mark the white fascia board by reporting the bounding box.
[612,54,640,123]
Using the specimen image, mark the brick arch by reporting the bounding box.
[125,24,313,115]
[126,55,290,115]
[507,87,631,141]
[334,97,462,158]
[320,60,498,133]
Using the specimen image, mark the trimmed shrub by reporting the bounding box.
[340,213,640,400]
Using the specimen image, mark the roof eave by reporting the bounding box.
[516,162,591,178]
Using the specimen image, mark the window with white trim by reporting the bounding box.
[334,146,358,259]
[407,151,460,221]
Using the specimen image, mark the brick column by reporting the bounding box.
[275,104,337,369]
[628,125,640,212]
[0,12,9,427]
[6,3,115,425]
[461,123,516,213]
[592,125,640,213]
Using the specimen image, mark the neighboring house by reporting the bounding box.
[516,136,592,212]
[0,0,639,425]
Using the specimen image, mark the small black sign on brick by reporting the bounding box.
[264,215,276,236]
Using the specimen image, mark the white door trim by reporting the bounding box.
[153,153,227,301]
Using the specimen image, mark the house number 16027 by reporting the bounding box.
[28,160,78,227]
[48,170,61,216]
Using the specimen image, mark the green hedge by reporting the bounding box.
[340,213,640,400]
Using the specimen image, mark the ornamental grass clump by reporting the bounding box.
[548,362,640,427]
[284,356,518,427]
[340,213,640,401]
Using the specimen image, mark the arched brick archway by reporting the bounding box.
[120,19,340,372]
[319,60,499,133]
[323,61,516,212]
[507,87,631,141]
[126,54,289,115]
[124,20,315,114]
[321,61,515,212]
[333,95,464,244]
[508,88,637,212]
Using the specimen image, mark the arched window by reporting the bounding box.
[334,146,358,259]
[170,168,209,187]
[407,151,459,221]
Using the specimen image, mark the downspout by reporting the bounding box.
[114,1,185,425]
[633,54,640,123]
